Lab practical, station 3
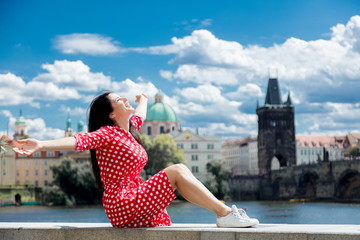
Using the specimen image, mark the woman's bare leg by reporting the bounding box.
[164,164,231,217]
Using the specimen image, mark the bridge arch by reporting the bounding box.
[336,170,360,201]
[297,171,319,199]
[270,154,287,171]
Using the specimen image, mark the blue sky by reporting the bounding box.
[1,0,360,140]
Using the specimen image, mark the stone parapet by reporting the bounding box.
[1,222,360,240]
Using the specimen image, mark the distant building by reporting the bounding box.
[222,136,258,176]
[13,110,27,141]
[256,77,296,174]
[10,114,89,187]
[64,114,74,137]
[296,136,345,165]
[140,91,180,139]
[172,129,221,183]
[0,135,16,186]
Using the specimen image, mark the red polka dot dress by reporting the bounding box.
[74,115,176,228]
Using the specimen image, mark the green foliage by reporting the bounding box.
[140,134,185,177]
[206,158,231,201]
[349,146,360,157]
[42,158,101,206]
[0,136,8,154]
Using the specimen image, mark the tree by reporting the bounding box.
[206,158,231,201]
[141,134,185,177]
[349,146,360,158]
[42,158,101,206]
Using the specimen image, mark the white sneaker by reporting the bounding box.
[216,205,259,228]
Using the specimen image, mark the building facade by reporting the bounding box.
[222,137,258,176]
[173,129,221,183]
[1,114,90,187]
[296,136,345,165]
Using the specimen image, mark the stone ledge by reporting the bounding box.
[1,222,360,240]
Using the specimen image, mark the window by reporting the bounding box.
[172,126,175,131]
[2,169,5,176]
[16,160,20,166]
[44,180,48,186]
[159,126,165,134]
[45,170,48,176]
[208,155,214,160]
[16,170,19,176]
[207,144,214,149]
[35,170,38,176]
[26,170,29,176]
[33,152,41,157]
[177,143,184,149]
[2,160,5,165]
[147,126,152,135]
[191,166,199,173]
[26,161,29,167]
[35,160,39,166]
[16,181,20,186]
[47,151,54,157]
[191,144,198,149]
[191,155,198,161]
[35,181,38,187]
[44,160,48,167]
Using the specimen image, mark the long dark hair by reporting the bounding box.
[88,92,143,190]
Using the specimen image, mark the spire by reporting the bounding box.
[265,78,282,105]
[285,91,292,105]
[155,90,164,103]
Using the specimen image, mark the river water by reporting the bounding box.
[1,201,360,225]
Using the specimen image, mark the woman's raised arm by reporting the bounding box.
[134,94,148,120]
[13,137,76,156]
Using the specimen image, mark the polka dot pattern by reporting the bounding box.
[73,115,176,228]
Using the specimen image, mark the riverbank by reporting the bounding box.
[1,222,360,240]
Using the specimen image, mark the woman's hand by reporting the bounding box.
[135,94,147,103]
[13,138,42,156]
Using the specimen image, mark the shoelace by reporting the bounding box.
[232,207,250,219]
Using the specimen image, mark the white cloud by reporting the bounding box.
[159,70,173,81]
[110,78,159,104]
[53,33,122,55]
[33,60,112,92]
[175,84,224,103]
[0,110,12,118]
[0,73,32,106]
[26,118,64,140]
[226,83,263,100]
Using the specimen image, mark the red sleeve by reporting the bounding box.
[130,115,143,131]
[73,127,111,152]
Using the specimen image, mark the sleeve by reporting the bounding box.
[130,115,143,131]
[73,127,110,152]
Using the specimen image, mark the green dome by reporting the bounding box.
[146,103,178,122]
[77,120,84,132]
[15,111,26,125]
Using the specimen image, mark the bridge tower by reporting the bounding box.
[256,78,296,174]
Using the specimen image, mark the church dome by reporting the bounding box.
[15,111,26,125]
[146,91,178,122]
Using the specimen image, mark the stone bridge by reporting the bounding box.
[229,160,360,201]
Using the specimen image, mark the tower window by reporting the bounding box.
[147,126,152,135]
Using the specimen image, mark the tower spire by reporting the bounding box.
[265,77,282,105]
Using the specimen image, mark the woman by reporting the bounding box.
[13,92,259,228]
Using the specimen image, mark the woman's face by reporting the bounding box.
[107,93,134,120]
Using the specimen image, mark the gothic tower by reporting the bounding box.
[256,78,296,174]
